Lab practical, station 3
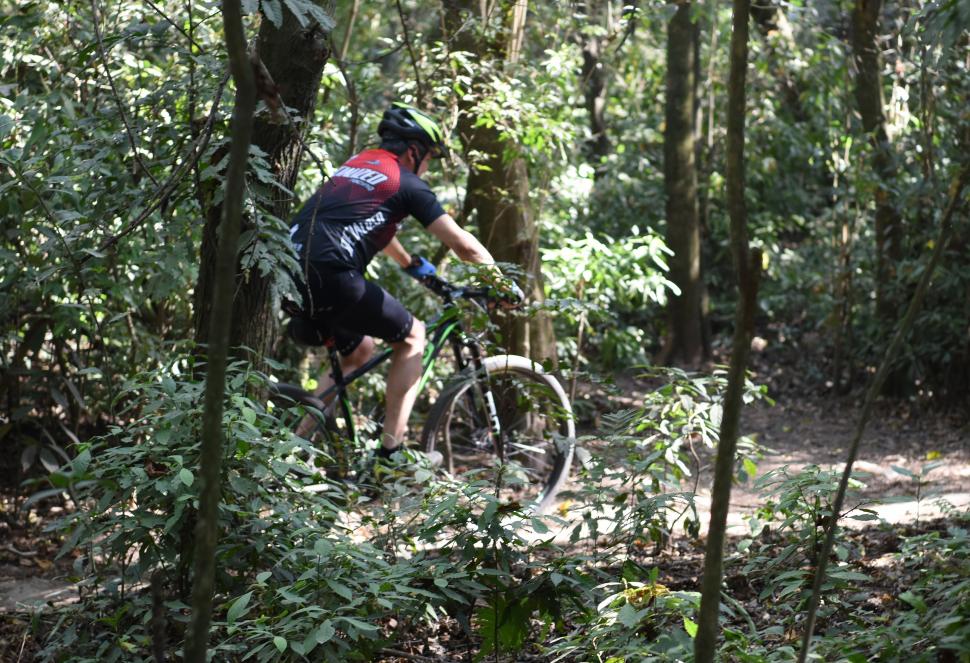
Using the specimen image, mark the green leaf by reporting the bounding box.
[273,635,287,653]
[339,616,377,632]
[315,620,335,644]
[616,602,640,628]
[326,579,353,600]
[261,0,283,27]
[684,616,698,638]
[742,458,758,482]
[226,591,252,624]
[179,468,194,487]
[899,591,927,614]
[256,571,272,583]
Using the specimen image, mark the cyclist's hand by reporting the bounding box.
[404,255,436,280]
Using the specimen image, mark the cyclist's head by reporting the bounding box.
[378,102,447,168]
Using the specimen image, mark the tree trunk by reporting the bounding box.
[444,0,557,365]
[580,0,610,177]
[850,0,903,328]
[183,0,255,658]
[193,5,331,360]
[694,0,760,658]
[662,1,708,368]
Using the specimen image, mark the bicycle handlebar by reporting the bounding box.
[417,273,492,303]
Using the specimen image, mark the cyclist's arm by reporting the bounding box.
[425,214,494,265]
[382,236,412,268]
[426,214,523,306]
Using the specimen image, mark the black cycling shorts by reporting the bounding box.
[287,267,413,356]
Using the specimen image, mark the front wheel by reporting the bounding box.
[420,355,575,514]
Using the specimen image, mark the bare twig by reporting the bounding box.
[2,544,38,557]
[90,0,160,186]
[144,0,206,52]
[379,648,461,663]
[94,72,229,258]
[396,0,427,103]
[330,42,360,158]
[338,0,360,60]
[16,622,29,662]
[341,40,406,65]
[612,1,639,54]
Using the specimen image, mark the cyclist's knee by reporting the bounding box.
[393,318,425,352]
[343,336,374,368]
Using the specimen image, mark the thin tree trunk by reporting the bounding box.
[193,4,331,360]
[850,0,903,331]
[694,0,760,658]
[797,154,969,663]
[580,0,610,176]
[183,0,255,658]
[663,1,707,368]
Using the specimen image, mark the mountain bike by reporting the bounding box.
[269,273,575,514]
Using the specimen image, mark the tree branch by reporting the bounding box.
[144,0,207,52]
[93,72,229,260]
[90,0,160,187]
[396,0,427,103]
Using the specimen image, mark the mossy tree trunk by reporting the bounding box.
[193,5,331,360]
[443,0,557,365]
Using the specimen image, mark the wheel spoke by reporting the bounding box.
[422,362,574,512]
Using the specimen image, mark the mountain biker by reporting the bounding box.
[285,102,521,464]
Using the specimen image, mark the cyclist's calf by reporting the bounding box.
[384,319,426,448]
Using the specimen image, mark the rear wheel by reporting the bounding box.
[420,355,575,514]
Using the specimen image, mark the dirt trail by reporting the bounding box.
[554,376,970,542]
[701,396,970,534]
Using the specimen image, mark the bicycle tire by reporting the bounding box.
[420,354,575,514]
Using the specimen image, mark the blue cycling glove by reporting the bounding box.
[404,255,436,280]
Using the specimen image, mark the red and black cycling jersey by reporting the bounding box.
[289,148,445,272]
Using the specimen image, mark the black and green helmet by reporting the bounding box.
[378,102,447,157]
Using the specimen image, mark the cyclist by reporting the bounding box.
[286,102,521,465]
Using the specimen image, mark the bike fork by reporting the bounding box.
[463,344,504,461]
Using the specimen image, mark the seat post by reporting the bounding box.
[327,344,345,387]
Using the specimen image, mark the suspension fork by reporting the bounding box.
[458,339,504,461]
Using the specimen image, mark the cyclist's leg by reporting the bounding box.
[383,319,425,450]
[319,274,426,452]
[312,334,375,402]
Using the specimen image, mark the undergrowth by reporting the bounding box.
[21,358,970,661]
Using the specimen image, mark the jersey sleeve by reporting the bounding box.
[400,172,446,227]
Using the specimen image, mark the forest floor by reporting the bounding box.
[1,350,968,659]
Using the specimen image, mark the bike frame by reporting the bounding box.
[314,301,495,451]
